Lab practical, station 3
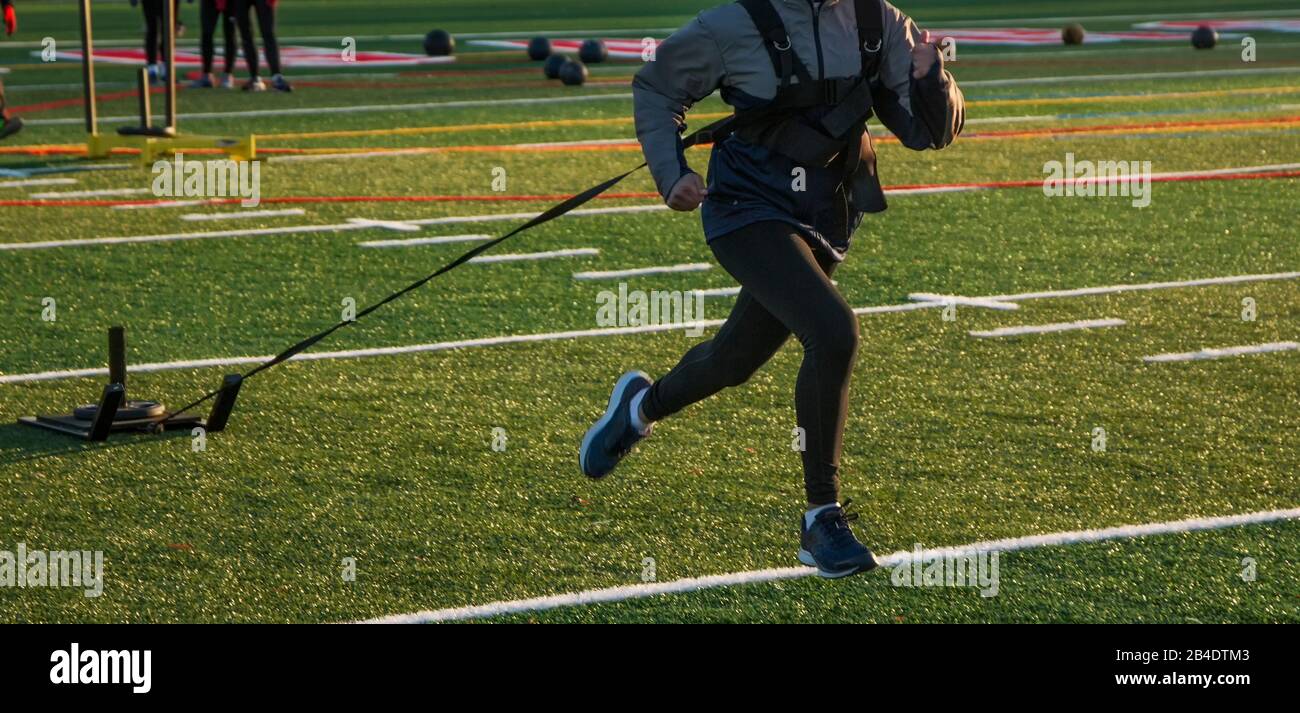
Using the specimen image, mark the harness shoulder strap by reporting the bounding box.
[853,0,885,78]
[738,0,811,87]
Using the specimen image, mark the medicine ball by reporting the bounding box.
[579,39,609,63]
[423,29,455,57]
[527,36,552,60]
[1191,25,1218,50]
[544,54,570,79]
[559,60,588,86]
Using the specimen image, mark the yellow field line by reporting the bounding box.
[972,84,1300,108]
[257,85,1300,142]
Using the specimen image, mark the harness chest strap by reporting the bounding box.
[728,0,885,167]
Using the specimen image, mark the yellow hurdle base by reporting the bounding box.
[87,132,257,165]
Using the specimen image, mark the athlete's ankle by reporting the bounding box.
[628,386,653,435]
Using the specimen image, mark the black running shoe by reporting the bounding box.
[0,116,23,142]
[798,500,878,578]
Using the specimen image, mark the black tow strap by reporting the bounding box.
[156,116,734,426]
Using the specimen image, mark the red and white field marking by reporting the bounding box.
[49,46,455,68]
[1142,341,1300,363]
[928,28,1189,45]
[358,507,1300,623]
[469,38,651,59]
[473,28,1191,56]
[1134,20,1300,33]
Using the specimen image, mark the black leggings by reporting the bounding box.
[141,0,180,66]
[235,0,282,78]
[641,221,859,506]
[199,0,237,75]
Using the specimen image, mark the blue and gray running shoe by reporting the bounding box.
[580,371,652,479]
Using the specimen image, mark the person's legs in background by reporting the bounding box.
[220,0,238,88]
[142,0,164,84]
[233,0,263,91]
[253,0,291,92]
[0,77,23,140]
[191,0,219,87]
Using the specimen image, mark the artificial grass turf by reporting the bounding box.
[0,0,1296,623]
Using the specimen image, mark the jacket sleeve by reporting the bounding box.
[632,16,727,199]
[871,1,965,151]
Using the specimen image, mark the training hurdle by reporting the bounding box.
[78,0,255,164]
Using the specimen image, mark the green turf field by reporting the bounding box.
[0,0,1297,623]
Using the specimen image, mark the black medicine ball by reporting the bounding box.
[423,29,455,56]
[527,36,552,60]
[1191,25,1218,50]
[543,54,570,79]
[578,39,609,63]
[559,60,588,86]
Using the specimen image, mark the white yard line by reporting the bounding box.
[406,204,669,226]
[909,293,1021,311]
[690,286,742,298]
[970,318,1127,338]
[112,200,207,210]
[469,248,598,264]
[359,506,1300,623]
[359,234,495,248]
[0,320,729,385]
[574,263,713,280]
[0,223,366,251]
[346,217,422,232]
[4,270,1295,386]
[28,187,152,199]
[0,178,78,189]
[982,271,1300,301]
[1142,341,1300,363]
[180,209,307,222]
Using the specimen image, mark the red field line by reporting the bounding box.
[8,87,164,114]
[3,169,1296,209]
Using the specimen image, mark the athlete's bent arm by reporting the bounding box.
[873,3,965,151]
[632,19,726,210]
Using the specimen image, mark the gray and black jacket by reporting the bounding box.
[633,0,965,258]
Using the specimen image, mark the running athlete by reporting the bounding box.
[233,0,291,92]
[0,0,21,141]
[580,0,964,578]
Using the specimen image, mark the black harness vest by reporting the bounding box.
[717,0,889,213]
